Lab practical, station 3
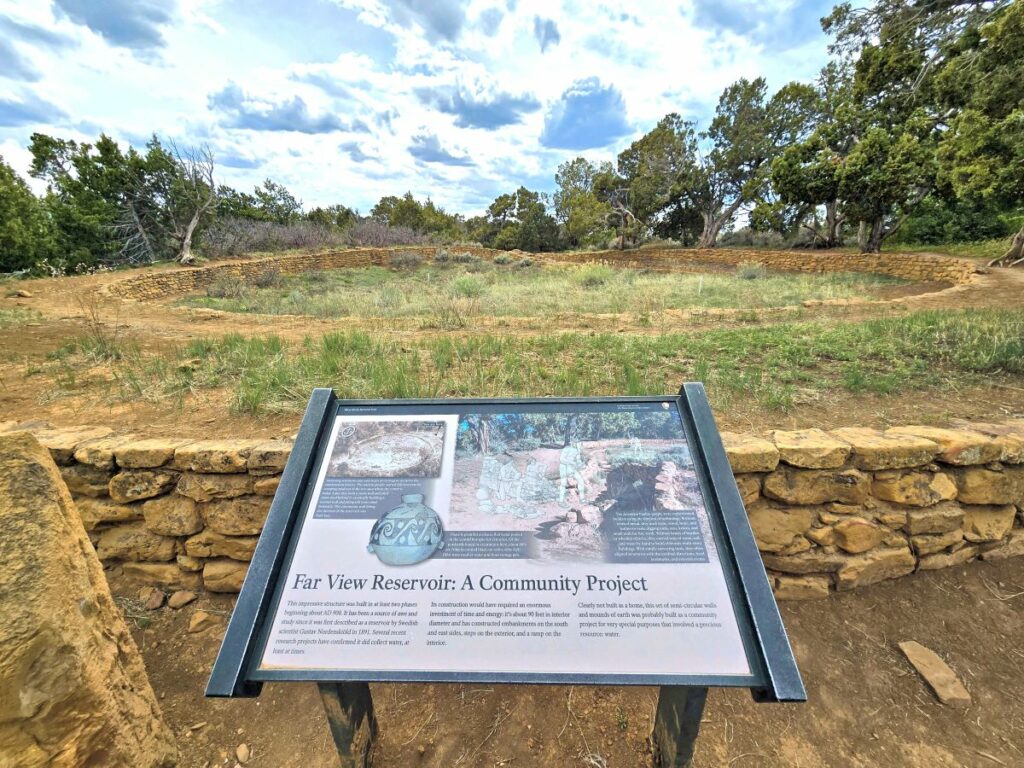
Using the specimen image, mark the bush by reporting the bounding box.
[513,257,534,269]
[206,277,248,299]
[493,253,512,265]
[434,249,451,263]
[451,252,480,265]
[345,219,434,247]
[251,268,282,288]
[390,252,423,270]
[200,217,348,258]
[576,264,615,288]
[736,262,768,280]
[452,275,485,298]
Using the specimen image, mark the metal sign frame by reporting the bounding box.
[207,383,804,704]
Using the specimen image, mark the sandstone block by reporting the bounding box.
[953,421,1024,464]
[73,435,138,470]
[109,469,178,503]
[720,432,779,473]
[76,497,145,531]
[121,562,203,590]
[961,504,1016,542]
[771,428,850,469]
[830,427,939,470]
[185,529,258,561]
[0,432,177,767]
[60,462,114,497]
[835,547,916,590]
[918,545,979,571]
[177,554,203,571]
[773,574,831,600]
[898,641,971,708]
[833,517,884,554]
[204,558,249,592]
[763,466,870,505]
[173,440,263,473]
[872,470,957,507]
[746,503,815,553]
[980,530,1024,561]
[167,590,197,609]
[953,466,1024,505]
[115,438,192,468]
[905,502,964,535]
[247,439,292,472]
[807,526,835,546]
[760,550,848,574]
[96,522,178,562]
[201,495,270,535]
[177,471,252,501]
[188,609,225,633]
[143,494,203,536]
[886,426,1001,466]
[32,425,112,464]
[911,530,963,556]
[253,475,281,496]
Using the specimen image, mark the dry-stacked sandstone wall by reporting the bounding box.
[3,419,1020,601]
[103,246,978,302]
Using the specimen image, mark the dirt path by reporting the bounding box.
[115,556,1024,767]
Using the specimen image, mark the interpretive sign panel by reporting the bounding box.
[208,386,805,702]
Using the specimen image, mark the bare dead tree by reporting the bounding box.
[169,142,218,264]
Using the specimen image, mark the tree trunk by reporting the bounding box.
[697,213,724,249]
[857,221,867,251]
[861,218,885,253]
[824,200,842,248]
[178,211,201,264]
[990,225,1024,267]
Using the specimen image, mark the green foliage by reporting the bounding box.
[553,157,613,247]
[478,186,560,251]
[0,156,55,272]
[371,192,463,240]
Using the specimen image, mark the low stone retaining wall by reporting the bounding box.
[102,245,978,302]
[3,419,1020,600]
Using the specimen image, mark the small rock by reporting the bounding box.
[15,289,33,298]
[898,640,972,708]
[187,609,223,634]
[143,588,165,610]
[167,589,197,609]
[236,743,251,763]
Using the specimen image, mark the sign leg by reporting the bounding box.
[652,686,707,767]
[318,682,377,768]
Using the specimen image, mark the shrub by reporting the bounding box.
[206,277,248,299]
[513,257,534,269]
[493,253,512,265]
[251,268,282,288]
[345,219,434,247]
[736,262,768,280]
[451,252,481,265]
[373,284,403,311]
[434,249,451,263]
[390,251,423,270]
[576,264,615,288]
[452,275,485,298]
[200,217,348,258]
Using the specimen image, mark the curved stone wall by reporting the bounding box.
[103,246,978,302]
[3,419,1020,600]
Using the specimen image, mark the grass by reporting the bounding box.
[38,309,1024,417]
[178,262,906,320]
[854,237,1011,262]
[0,307,41,328]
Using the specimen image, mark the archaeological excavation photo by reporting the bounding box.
[1,1,1023,767]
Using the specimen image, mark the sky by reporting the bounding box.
[0,0,839,216]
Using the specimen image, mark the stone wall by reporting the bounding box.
[3,419,1020,600]
[102,245,978,302]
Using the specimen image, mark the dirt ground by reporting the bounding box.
[112,557,1024,768]
[2,258,1024,437]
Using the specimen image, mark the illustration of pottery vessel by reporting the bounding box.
[367,493,445,566]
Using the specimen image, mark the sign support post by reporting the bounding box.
[652,685,708,767]
[317,682,376,768]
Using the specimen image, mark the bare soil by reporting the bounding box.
[113,556,1024,767]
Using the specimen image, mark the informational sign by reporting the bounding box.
[256,400,749,679]
[208,387,805,702]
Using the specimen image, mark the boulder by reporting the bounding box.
[185,529,258,561]
[115,438,192,469]
[746,503,815,553]
[763,466,870,505]
[833,518,884,554]
[109,469,178,503]
[60,463,114,497]
[201,495,271,535]
[0,432,177,767]
[771,428,851,469]
[961,504,1016,542]
[203,558,249,592]
[173,440,263,473]
[176,472,252,501]
[830,428,939,470]
[143,494,203,536]
[75,497,144,530]
[904,502,964,535]
[96,522,177,562]
[953,466,1024,505]
[885,426,1001,466]
[835,547,916,591]
[720,432,779,473]
[773,574,831,600]
[871,470,957,507]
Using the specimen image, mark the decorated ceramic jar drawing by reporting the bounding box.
[367,493,445,566]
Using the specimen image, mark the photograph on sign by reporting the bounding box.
[258,402,751,679]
